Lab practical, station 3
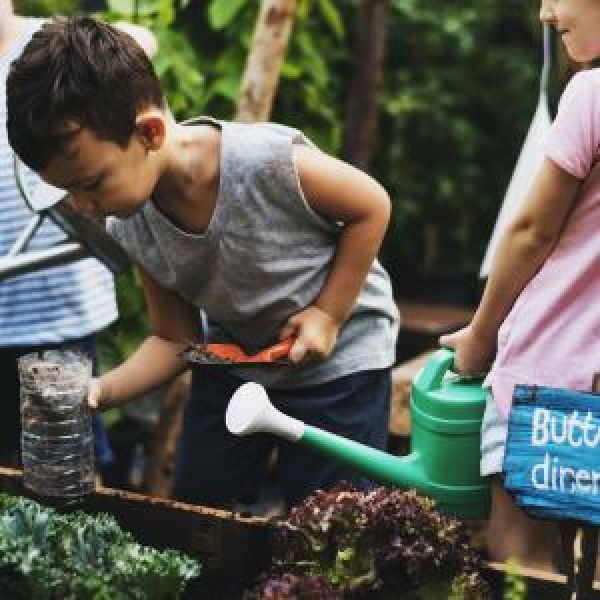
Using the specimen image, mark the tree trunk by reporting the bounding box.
[341,0,390,171]
[235,0,297,122]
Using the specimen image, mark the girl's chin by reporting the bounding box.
[564,42,600,63]
[565,46,589,63]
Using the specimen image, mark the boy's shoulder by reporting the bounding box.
[226,119,309,141]
[211,119,313,170]
[194,117,310,145]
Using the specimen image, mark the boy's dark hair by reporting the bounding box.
[7,16,164,171]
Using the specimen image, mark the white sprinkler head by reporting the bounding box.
[226,381,304,442]
[226,382,271,435]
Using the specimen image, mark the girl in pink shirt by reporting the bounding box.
[441,0,600,571]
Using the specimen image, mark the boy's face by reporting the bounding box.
[540,0,600,62]
[40,120,163,220]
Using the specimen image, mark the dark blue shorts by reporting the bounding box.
[0,336,113,468]
[173,366,391,508]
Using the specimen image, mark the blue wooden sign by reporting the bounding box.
[504,385,600,525]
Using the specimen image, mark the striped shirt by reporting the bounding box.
[0,18,117,345]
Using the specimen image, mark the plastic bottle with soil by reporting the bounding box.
[18,349,95,502]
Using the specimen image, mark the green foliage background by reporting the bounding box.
[15,0,542,366]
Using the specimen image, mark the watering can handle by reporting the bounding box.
[415,347,455,392]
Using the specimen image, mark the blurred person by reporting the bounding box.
[0,1,156,477]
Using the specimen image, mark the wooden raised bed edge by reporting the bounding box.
[1,467,599,599]
[484,561,600,599]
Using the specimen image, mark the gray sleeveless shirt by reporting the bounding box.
[107,119,399,388]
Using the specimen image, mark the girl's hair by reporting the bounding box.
[7,16,164,171]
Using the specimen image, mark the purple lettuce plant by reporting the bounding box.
[245,484,491,599]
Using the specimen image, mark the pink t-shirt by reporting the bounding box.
[485,68,600,419]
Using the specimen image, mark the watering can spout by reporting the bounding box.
[226,382,429,493]
[226,382,304,442]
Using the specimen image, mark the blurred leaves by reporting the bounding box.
[14,0,78,16]
[103,0,206,117]
[375,1,541,284]
[208,0,247,30]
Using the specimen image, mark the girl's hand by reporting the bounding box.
[439,324,495,376]
[280,306,340,364]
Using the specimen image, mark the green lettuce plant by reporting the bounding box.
[0,493,200,599]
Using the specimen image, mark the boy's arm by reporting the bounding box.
[281,144,391,362]
[93,266,199,410]
[440,158,580,374]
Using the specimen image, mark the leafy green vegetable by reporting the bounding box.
[245,484,491,599]
[0,493,200,599]
[503,558,527,600]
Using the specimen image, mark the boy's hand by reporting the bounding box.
[280,306,340,364]
[88,376,109,412]
[439,324,495,376]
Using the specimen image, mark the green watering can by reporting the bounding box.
[226,348,490,519]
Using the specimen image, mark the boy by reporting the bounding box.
[7,16,399,509]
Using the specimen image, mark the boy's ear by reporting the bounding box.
[134,112,166,151]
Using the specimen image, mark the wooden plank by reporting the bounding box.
[485,561,600,599]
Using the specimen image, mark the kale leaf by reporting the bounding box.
[0,493,201,599]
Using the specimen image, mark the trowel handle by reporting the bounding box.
[414,347,454,392]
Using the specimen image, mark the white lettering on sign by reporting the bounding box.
[531,409,600,448]
[532,408,549,446]
[531,452,600,494]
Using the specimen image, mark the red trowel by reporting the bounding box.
[182,337,294,367]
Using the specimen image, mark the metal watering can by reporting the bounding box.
[226,348,490,519]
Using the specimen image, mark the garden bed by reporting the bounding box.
[0,466,597,599]
[0,466,272,598]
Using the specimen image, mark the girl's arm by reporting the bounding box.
[92,266,199,409]
[280,144,391,362]
[441,158,580,374]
